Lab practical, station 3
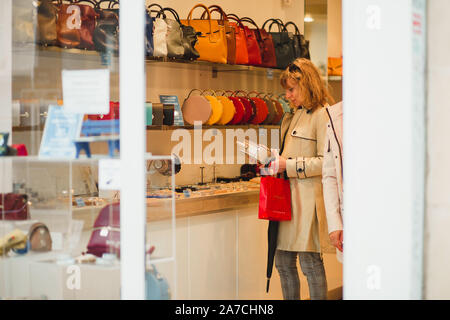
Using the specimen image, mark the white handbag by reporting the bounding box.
[153,18,168,57]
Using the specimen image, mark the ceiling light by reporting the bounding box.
[304,15,314,23]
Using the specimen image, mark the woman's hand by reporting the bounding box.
[258,153,287,175]
[329,230,343,252]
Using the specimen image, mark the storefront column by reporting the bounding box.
[342,0,426,299]
[119,0,146,300]
[0,0,13,194]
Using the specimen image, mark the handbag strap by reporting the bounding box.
[227,13,245,31]
[72,0,97,7]
[214,89,227,96]
[201,89,216,96]
[94,0,116,9]
[284,21,301,36]
[147,3,163,12]
[186,4,214,39]
[262,18,284,32]
[247,91,262,98]
[232,90,249,98]
[199,5,228,23]
[186,88,204,99]
[156,7,181,23]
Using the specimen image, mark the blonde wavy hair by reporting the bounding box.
[280,58,335,111]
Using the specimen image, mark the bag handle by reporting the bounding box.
[186,89,204,99]
[157,7,181,23]
[226,14,247,32]
[284,21,301,36]
[186,4,214,41]
[147,3,163,12]
[94,0,116,9]
[262,18,285,32]
[247,91,262,98]
[240,17,263,38]
[214,89,227,96]
[201,89,217,96]
[73,0,97,7]
[199,5,228,23]
[223,90,235,97]
[232,90,249,98]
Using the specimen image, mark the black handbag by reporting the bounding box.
[285,21,310,60]
[93,0,119,53]
[262,19,296,70]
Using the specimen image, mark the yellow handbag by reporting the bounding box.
[328,57,343,76]
[202,90,224,125]
[181,4,228,64]
[214,90,236,125]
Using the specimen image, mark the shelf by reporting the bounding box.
[146,124,281,130]
[13,43,284,75]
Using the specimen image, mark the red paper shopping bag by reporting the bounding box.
[258,176,292,221]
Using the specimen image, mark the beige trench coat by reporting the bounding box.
[277,106,334,253]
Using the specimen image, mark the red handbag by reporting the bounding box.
[241,17,277,68]
[226,92,246,125]
[87,202,120,258]
[87,101,120,120]
[258,176,292,221]
[0,193,29,220]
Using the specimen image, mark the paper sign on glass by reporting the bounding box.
[39,105,84,158]
[159,95,184,125]
[99,159,121,190]
[62,69,110,114]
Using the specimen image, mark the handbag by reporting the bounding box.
[232,91,256,124]
[77,1,99,50]
[157,8,188,59]
[181,89,212,125]
[13,0,37,45]
[285,21,310,60]
[213,90,236,125]
[28,222,52,252]
[262,19,295,69]
[328,57,343,76]
[0,193,29,220]
[229,14,261,66]
[258,176,292,221]
[247,91,268,125]
[145,4,163,56]
[146,264,171,300]
[241,17,277,68]
[36,0,58,46]
[152,15,168,57]
[93,1,119,53]
[87,202,120,258]
[180,4,228,64]
[224,91,245,125]
[226,15,249,65]
[201,5,236,65]
[202,90,224,126]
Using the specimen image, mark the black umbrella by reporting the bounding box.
[266,220,279,292]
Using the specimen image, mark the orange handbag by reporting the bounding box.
[227,15,249,65]
[200,5,236,65]
[328,57,343,76]
[181,4,228,64]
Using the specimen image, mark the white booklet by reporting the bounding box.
[236,139,272,165]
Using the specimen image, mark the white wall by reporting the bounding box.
[424,0,450,300]
[343,0,426,299]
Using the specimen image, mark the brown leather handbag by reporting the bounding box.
[200,5,236,65]
[36,0,59,46]
[57,3,82,48]
[227,15,249,65]
[78,1,99,50]
[241,17,276,68]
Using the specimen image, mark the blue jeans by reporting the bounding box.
[275,250,328,300]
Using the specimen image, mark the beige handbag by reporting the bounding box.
[182,89,212,125]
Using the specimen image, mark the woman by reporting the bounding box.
[322,101,344,263]
[267,58,335,300]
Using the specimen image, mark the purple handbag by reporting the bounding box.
[87,202,120,257]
